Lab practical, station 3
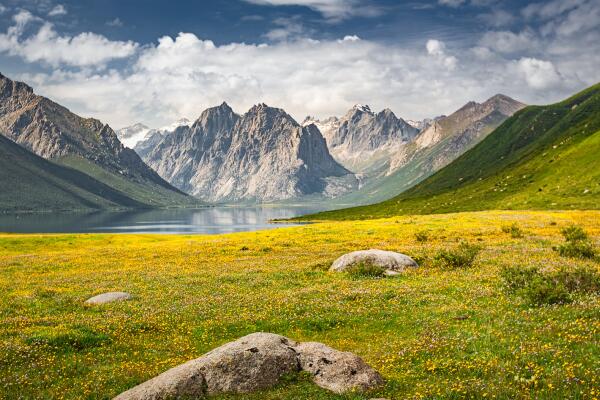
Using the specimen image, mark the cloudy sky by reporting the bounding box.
[0,0,598,128]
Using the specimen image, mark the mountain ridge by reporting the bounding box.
[297,83,600,220]
[0,73,196,210]
[142,102,356,203]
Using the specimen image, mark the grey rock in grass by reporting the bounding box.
[113,333,299,399]
[198,332,299,395]
[85,291,132,305]
[330,249,418,274]
[113,332,384,399]
[296,342,384,394]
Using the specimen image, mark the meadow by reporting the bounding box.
[0,210,599,399]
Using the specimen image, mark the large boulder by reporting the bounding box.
[296,342,384,394]
[330,249,418,274]
[113,333,299,399]
[198,332,299,395]
[85,291,132,305]
[113,333,384,399]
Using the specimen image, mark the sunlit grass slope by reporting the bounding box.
[299,83,600,221]
[1,210,599,399]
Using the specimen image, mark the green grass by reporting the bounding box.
[299,83,600,220]
[1,210,599,399]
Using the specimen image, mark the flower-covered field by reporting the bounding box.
[0,210,599,399]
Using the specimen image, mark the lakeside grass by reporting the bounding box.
[1,210,599,399]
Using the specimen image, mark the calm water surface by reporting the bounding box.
[0,206,329,234]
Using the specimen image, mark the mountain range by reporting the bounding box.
[0,73,196,212]
[131,95,523,205]
[302,105,419,174]
[299,83,600,220]
[302,94,526,205]
[141,103,357,203]
[116,118,191,157]
[6,70,580,215]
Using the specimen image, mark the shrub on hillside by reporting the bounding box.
[555,225,596,259]
[501,265,600,306]
[501,223,524,238]
[415,231,430,242]
[434,242,481,269]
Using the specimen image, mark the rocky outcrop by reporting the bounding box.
[143,103,357,203]
[303,105,419,173]
[85,292,132,305]
[330,249,418,274]
[113,333,383,399]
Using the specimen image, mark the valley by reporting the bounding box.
[0,2,598,397]
[1,210,598,399]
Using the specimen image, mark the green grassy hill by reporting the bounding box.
[300,83,600,220]
[0,135,196,213]
[57,156,198,209]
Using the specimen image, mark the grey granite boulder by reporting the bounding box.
[198,332,299,395]
[114,333,299,399]
[296,342,384,394]
[85,292,132,305]
[330,249,418,274]
[113,333,384,399]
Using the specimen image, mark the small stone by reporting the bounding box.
[85,292,132,305]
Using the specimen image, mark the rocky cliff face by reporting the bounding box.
[144,103,356,203]
[303,105,419,173]
[0,73,179,190]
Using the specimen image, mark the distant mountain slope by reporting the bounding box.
[116,123,151,148]
[328,94,525,206]
[0,73,196,209]
[303,105,419,173]
[117,118,191,151]
[143,103,357,203]
[300,83,600,220]
[0,134,147,212]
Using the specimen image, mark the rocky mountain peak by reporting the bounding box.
[241,103,299,133]
[141,103,356,203]
[352,104,372,114]
[482,94,526,116]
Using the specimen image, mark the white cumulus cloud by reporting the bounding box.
[517,57,562,89]
[0,12,138,67]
